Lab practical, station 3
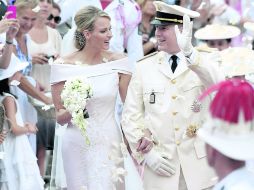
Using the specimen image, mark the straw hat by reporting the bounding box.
[151,1,199,26]
[219,47,254,78]
[194,24,240,40]
[198,79,254,160]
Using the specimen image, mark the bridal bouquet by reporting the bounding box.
[61,77,93,144]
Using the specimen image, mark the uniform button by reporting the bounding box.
[176,140,181,145]
[171,79,176,84]
[172,95,177,100]
[175,127,179,131]
[172,111,178,116]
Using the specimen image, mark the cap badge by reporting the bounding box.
[157,5,161,11]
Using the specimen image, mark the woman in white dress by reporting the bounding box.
[51,6,143,190]
[0,78,44,190]
[28,0,62,177]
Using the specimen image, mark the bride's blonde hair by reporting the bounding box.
[74,6,110,50]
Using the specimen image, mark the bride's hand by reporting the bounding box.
[137,137,153,154]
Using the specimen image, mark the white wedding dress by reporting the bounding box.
[50,58,143,190]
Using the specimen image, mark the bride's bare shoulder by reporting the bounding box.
[105,51,127,62]
[54,53,80,65]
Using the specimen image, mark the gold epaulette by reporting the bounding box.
[195,45,218,53]
[137,51,158,62]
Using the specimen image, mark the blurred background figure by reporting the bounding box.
[29,0,61,92]
[0,0,54,156]
[219,47,254,80]
[137,0,158,55]
[207,0,240,25]
[28,0,61,182]
[161,0,180,5]
[0,77,44,190]
[243,21,254,50]
[0,0,7,20]
[226,0,254,24]
[198,79,254,190]
[194,24,241,50]
[47,1,61,29]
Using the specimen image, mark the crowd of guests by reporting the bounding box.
[0,0,254,190]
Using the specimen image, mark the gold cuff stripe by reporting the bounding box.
[155,17,183,24]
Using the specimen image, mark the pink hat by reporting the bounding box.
[198,79,254,160]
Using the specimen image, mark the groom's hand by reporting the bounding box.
[175,14,194,57]
[145,149,176,177]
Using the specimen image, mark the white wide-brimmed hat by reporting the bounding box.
[198,80,254,161]
[198,115,254,161]
[219,47,254,78]
[194,24,240,40]
[151,1,200,25]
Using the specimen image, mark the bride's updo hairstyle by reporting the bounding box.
[74,6,110,50]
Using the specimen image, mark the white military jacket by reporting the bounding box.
[122,50,221,190]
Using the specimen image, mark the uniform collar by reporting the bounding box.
[156,51,188,79]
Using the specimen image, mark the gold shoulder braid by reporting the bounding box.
[137,51,158,62]
[195,45,218,53]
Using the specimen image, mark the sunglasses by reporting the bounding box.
[47,14,61,24]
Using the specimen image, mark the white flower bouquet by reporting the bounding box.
[61,77,93,144]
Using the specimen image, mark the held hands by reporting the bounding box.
[137,136,153,154]
[175,14,194,57]
[145,149,176,177]
[137,129,154,153]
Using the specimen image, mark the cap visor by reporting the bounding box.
[150,19,170,26]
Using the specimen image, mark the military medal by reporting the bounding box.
[191,100,202,113]
[149,91,156,104]
[186,124,198,138]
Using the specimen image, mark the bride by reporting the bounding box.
[51,6,143,190]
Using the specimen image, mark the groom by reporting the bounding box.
[121,1,221,190]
